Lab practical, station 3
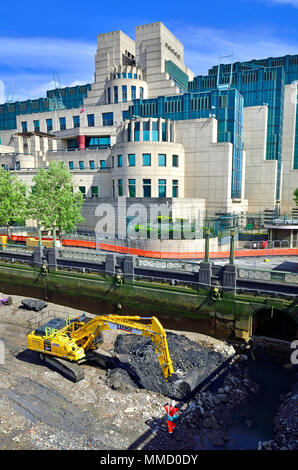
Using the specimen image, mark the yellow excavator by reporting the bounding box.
[27,313,175,383]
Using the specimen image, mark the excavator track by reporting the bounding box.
[39,353,85,382]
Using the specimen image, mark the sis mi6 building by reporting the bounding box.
[0,21,297,239]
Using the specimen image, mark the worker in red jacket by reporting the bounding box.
[164,400,179,434]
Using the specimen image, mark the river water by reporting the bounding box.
[224,360,295,450]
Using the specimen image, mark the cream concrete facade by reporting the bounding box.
[243,105,279,212]
[281,83,298,212]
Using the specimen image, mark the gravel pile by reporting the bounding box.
[107,331,236,399]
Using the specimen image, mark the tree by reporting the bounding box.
[29,161,84,243]
[0,168,28,240]
[294,188,298,207]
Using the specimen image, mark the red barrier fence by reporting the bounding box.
[1,234,298,259]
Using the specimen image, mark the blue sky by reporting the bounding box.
[0,0,297,102]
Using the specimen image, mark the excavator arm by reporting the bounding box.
[70,315,174,381]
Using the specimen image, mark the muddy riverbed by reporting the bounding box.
[0,293,296,450]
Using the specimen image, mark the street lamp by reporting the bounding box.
[229,229,235,265]
[204,228,210,263]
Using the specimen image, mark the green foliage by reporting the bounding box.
[28,161,84,237]
[0,168,28,236]
[294,188,298,206]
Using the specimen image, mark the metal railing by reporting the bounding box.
[47,146,111,153]
[0,243,35,254]
[58,248,105,263]
[237,267,298,285]
[136,258,201,272]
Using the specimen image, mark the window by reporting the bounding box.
[152,121,158,141]
[123,110,129,120]
[67,138,78,150]
[172,155,179,167]
[87,114,94,127]
[128,72,132,79]
[122,73,127,78]
[143,179,151,198]
[158,154,166,167]
[128,179,136,197]
[79,186,86,197]
[59,117,66,130]
[79,161,84,170]
[89,160,95,170]
[88,136,111,148]
[102,112,113,126]
[162,122,167,141]
[21,121,27,133]
[107,87,111,104]
[158,179,166,198]
[134,121,140,141]
[15,161,20,170]
[91,186,98,198]
[139,87,144,99]
[34,120,40,132]
[122,85,127,102]
[112,180,115,197]
[69,161,74,170]
[100,160,106,169]
[46,118,52,131]
[128,154,135,166]
[118,179,123,196]
[73,116,80,128]
[143,153,151,166]
[172,180,179,198]
[143,120,150,141]
[131,86,136,100]
[114,86,118,104]
[117,155,123,167]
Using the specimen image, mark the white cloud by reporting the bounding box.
[264,0,298,6]
[175,25,298,76]
[0,26,297,101]
[0,81,5,104]
[0,36,96,101]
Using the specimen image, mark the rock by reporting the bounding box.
[21,299,47,311]
[217,393,228,402]
[223,386,230,394]
[257,441,263,450]
[218,387,224,394]
[106,368,137,392]
[202,418,213,429]
[124,407,135,414]
[237,354,249,363]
